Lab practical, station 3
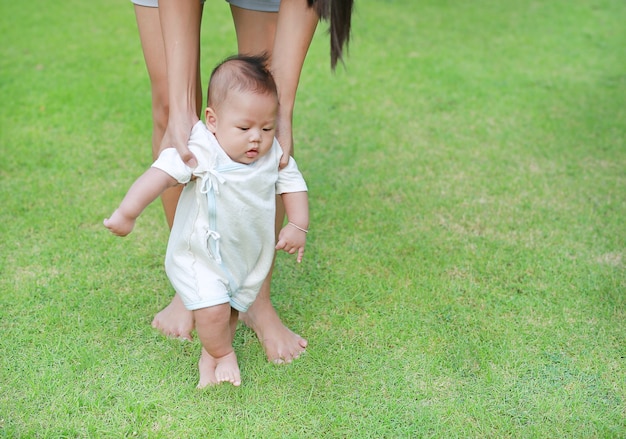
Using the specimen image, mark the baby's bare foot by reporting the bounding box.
[197,349,241,388]
[214,351,241,386]
[151,294,194,341]
[197,347,218,389]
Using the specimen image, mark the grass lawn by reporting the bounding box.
[1,0,625,437]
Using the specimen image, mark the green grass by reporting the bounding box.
[1,0,625,437]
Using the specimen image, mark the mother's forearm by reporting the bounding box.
[158,0,203,119]
[271,0,319,115]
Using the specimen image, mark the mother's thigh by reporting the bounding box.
[229,5,278,57]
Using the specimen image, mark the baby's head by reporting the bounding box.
[205,55,279,164]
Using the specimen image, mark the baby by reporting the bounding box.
[104,54,309,387]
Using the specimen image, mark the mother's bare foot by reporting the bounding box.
[241,299,307,364]
[151,293,194,341]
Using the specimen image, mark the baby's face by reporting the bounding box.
[208,89,277,165]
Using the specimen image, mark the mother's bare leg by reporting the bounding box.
[230,6,307,362]
[238,197,307,363]
[135,3,201,340]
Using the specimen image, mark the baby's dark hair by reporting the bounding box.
[309,0,354,69]
[207,54,278,109]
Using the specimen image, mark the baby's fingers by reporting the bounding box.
[103,218,116,233]
[275,239,286,251]
[275,240,304,262]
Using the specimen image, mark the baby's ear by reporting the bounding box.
[205,107,217,132]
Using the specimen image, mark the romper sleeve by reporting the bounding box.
[151,122,211,184]
[151,148,193,184]
[276,155,308,195]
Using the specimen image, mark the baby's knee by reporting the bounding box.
[194,303,231,325]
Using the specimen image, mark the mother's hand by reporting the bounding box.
[160,111,199,168]
[276,109,294,169]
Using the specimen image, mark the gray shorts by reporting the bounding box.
[131,0,203,7]
[131,0,280,12]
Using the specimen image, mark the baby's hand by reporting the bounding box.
[275,223,307,263]
[103,209,136,237]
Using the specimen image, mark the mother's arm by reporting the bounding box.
[158,0,203,168]
[271,0,319,167]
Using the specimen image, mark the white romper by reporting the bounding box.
[152,121,307,312]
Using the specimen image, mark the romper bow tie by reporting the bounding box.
[205,229,222,264]
[199,169,225,264]
[199,169,226,195]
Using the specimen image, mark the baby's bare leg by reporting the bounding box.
[195,304,241,387]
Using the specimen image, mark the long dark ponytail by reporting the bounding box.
[308,0,354,69]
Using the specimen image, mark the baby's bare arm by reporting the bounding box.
[275,191,309,262]
[104,167,178,236]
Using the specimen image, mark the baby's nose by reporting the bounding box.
[249,129,261,142]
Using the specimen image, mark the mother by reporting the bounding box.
[131,0,352,363]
